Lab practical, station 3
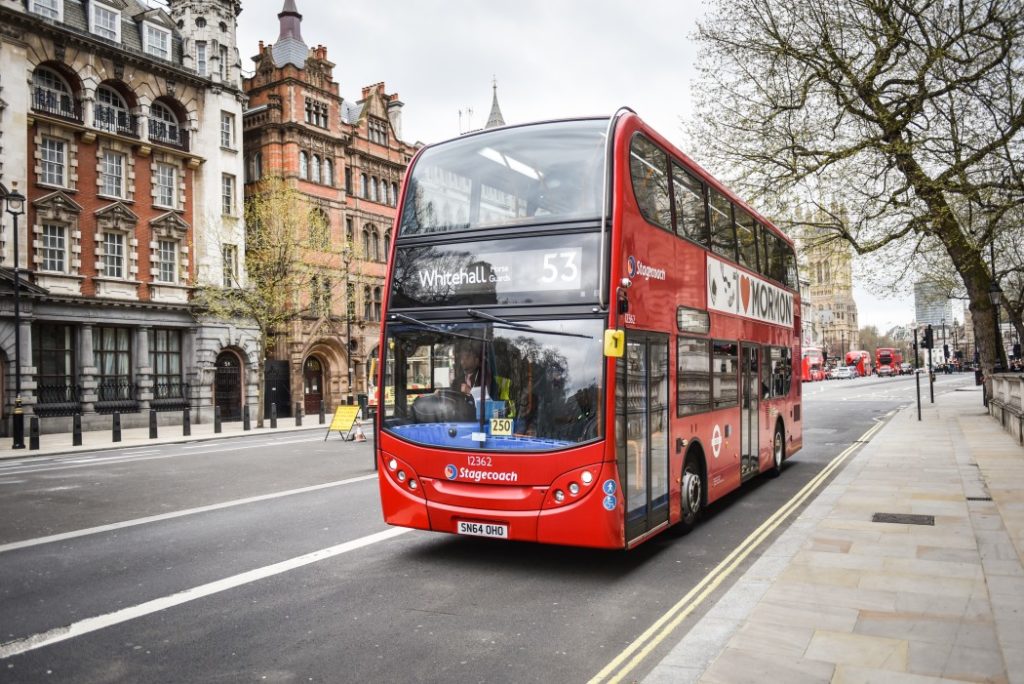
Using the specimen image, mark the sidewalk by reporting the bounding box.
[0,415,373,459]
[647,387,1024,684]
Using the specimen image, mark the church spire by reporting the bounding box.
[485,77,505,129]
[272,0,308,68]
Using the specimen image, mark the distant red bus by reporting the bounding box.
[875,348,901,376]
[376,112,803,549]
[801,347,825,382]
[846,350,873,376]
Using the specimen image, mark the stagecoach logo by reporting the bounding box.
[706,255,793,328]
[627,255,666,281]
[711,424,723,459]
[445,464,458,480]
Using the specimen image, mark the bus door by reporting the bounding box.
[618,332,670,543]
[740,344,760,481]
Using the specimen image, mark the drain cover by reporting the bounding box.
[872,512,935,526]
[966,496,993,501]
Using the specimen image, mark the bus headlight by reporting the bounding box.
[581,471,594,485]
[554,490,565,503]
[388,458,398,471]
[568,482,580,496]
[543,463,603,509]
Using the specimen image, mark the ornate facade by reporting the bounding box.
[0,0,258,433]
[797,225,860,359]
[242,0,416,416]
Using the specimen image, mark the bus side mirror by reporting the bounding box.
[604,329,625,358]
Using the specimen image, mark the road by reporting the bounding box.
[0,373,974,683]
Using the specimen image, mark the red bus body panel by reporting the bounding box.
[845,350,873,376]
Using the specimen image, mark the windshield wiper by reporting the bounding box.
[466,309,593,339]
[388,313,481,341]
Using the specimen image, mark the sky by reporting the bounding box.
[235,0,918,331]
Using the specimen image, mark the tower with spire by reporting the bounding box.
[485,78,505,129]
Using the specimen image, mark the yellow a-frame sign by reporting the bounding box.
[325,405,362,441]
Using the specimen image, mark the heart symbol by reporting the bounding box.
[740,275,751,312]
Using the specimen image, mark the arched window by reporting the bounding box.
[391,182,399,206]
[362,227,371,257]
[149,101,181,145]
[323,158,333,186]
[32,66,75,118]
[299,151,309,180]
[373,287,382,321]
[360,173,368,199]
[247,152,262,183]
[370,227,380,261]
[95,85,131,134]
[363,285,372,320]
[370,177,379,202]
[383,231,391,261]
[309,208,329,250]
[311,155,321,184]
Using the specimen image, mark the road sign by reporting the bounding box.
[325,405,361,441]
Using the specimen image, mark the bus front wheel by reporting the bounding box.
[678,453,704,534]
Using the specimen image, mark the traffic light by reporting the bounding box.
[943,344,950,359]
[924,325,934,349]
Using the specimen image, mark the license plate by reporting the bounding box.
[456,520,508,539]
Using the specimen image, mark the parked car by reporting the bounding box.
[900,362,914,374]
[832,365,856,380]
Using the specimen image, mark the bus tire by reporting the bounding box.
[769,422,785,478]
[678,450,705,535]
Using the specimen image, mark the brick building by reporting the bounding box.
[242,0,416,416]
[0,0,259,434]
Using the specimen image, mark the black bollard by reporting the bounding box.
[73,413,83,446]
[183,408,191,436]
[319,399,325,425]
[243,404,251,431]
[29,416,39,450]
[113,412,122,442]
[214,406,222,433]
[149,409,158,439]
[270,402,277,429]
[295,402,302,427]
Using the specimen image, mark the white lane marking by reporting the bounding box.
[0,474,378,554]
[3,454,175,476]
[0,526,411,659]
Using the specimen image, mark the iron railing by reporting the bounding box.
[148,120,189,150]
[33,382,83,417]
[94,104,138,138]
[95,380,140,414]
[32,87,83,123]
[151,381,190,412]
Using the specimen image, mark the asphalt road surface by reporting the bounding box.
[0,372,974,683]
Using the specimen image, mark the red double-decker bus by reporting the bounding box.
[875,347,901,376]
[846,350,873,376]
[801,347,825,382]
[376,111,803,549]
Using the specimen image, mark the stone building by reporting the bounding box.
[797,225,859,359]
[242,0,417,416]
[0,0,259,434]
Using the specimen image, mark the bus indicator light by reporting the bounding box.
[603,495,617,511]
[554,490,566,503]
[568,482,580,496]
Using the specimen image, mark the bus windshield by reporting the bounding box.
[399,119,608,235]
[382,318,604,451]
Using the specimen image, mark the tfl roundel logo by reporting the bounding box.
[627,255,638,278]
[444,464,458,480]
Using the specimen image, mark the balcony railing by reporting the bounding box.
[33,382,83,417]
[95,379,140,414]
[148,119,189,150]
[94,104,138,138]
[151,381,190,412]
[32,87,83,123]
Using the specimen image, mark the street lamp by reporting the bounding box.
[4,185,26,449]
[989,280,1003,371]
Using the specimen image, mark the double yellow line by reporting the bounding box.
[588,416,890,684]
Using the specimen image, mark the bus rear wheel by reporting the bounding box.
[769,425,785,478]
[678,454,704,534]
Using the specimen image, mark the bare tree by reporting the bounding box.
[692,0,1024,389]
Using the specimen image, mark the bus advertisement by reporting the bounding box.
[801,347,825,382]
[846,350,873,377]
[375,111,803,549]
